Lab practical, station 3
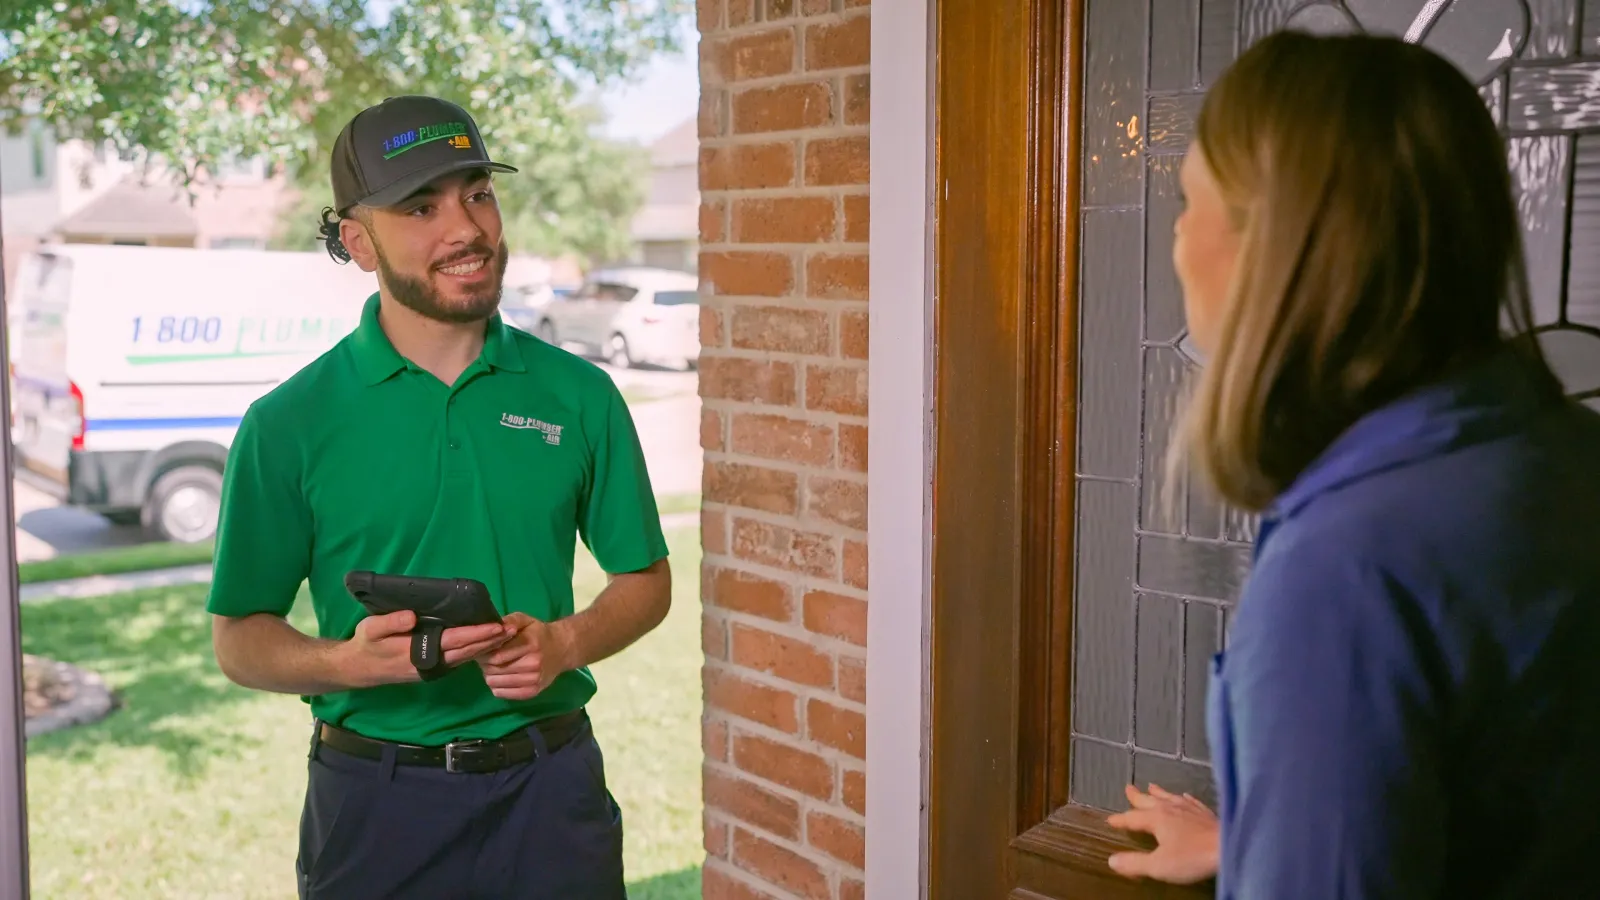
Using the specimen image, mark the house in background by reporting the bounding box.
[627,117,698,272]
[0,121,293,292]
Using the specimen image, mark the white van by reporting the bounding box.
[9,244,376,543]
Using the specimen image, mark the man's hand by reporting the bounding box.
[479,612,571,701]
[1105,783,1220,885]
[340,610,512,688]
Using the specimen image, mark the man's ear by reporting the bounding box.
[339,212,379,273]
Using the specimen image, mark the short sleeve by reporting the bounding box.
[578,380,668,574]
[205,403,313,618]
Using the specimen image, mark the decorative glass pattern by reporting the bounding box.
[1071,0,1595,809]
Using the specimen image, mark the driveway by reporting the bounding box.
[7,360,702,562]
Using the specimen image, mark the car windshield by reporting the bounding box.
[652,290,699,306]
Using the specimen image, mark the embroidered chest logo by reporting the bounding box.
[500,413,564,445]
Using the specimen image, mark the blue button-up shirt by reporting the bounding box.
[1208,348,1600,898]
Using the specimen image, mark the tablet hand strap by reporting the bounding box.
[410,617,449,681]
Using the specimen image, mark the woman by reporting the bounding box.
[1105,30,1600,898]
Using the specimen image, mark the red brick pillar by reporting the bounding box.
[697,0,871,897]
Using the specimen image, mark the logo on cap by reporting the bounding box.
[382,121,473,159]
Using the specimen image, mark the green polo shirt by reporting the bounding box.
[206,293,668,745]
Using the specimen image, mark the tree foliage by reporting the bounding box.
[0,0,687,258]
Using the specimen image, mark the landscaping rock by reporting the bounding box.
[22,654,118,738]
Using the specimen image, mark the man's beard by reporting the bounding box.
[374,237,509,324]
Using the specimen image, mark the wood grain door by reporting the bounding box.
[926,0,1599,897]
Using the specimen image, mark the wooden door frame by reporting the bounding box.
[926,0,1212,896]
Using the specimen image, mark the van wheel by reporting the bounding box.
[144,465,223,545]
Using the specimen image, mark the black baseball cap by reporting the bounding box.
[330,95,517,215]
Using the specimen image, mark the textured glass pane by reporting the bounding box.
[1135,592,1184,754]
[1510,135,1572,325]
[1183,602,1224,761]
[1508,60,1600,132]
[1074,480,1137,741]
[1084,0,1149,208]
[1140,346,1189,534]
[1283,2,1357,35]
[1071,738,1134,811]
[1151,0,1201,91]
[1537,327,1600,396]
[1523,0,1579,59]
[1137,534,1251,603]
[1134,752,1217,807]
[1147,93,1204,153]
[1199,0,1240,83]
[1240,0,1297,48]
[1425,0,1528,84]
[1078,210,1144,479]
[1566,134,1600,329]
[1145,157,1189,343]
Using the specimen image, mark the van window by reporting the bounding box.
[653,290,699,307]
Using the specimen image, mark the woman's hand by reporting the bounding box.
[1105,783,1220,884]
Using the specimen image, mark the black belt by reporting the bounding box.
[313,709,589,774]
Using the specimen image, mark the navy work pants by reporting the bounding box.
[295,720,626,900]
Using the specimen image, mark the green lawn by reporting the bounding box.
[655,493,701,516]
[16,541,215,586]
[20,528,704,899]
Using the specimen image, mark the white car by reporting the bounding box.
[533,267,701,370]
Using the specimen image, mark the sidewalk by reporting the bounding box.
[19,511,701,603]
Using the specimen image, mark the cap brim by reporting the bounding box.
[357,159,519,210]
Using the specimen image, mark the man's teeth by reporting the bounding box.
[440,258,486,276]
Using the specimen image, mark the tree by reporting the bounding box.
[0,0,687,258]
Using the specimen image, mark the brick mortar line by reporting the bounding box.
[702,787,867,875]
[705,603,868,657]
[706,64,874,92]
[702,453,870,483]
[700,451,867,480]
[701,857,810,900]
[705,657,870,717]
[697,125,872,149]
[698,407,870,431]
[697,398,870,427]
[702,709,868,778]
[698,348,870,367]
[705,6,872,31]
[703,299,871,318]
[704,801,868,876]
[699,543,869,588]
[700,118,873,143]
[701,189,869,202]
[699,242,870,254]
[697,543,868,586]
[699,553,871,602]
[703,503,869,542]
[710,647,866,708]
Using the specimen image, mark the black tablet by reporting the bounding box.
[344,572,503,677]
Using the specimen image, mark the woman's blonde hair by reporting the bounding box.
[1178,30,1561,512]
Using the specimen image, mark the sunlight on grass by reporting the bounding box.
[16,541,215,586]
[21,528,703,899]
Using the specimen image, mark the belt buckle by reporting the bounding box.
[443,739,503,774]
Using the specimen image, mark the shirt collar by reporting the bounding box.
[349,292,527,386]
[1268,346,1560,521]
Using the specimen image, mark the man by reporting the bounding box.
[207,95,671,900]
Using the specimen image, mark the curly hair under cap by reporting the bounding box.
[318,206,353,265]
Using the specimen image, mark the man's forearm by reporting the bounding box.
[212,613,359,695]
[549,559,671,675]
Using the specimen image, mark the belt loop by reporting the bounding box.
[308,718,323,761]
[380,743,398,782]
[527,723,550,759]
